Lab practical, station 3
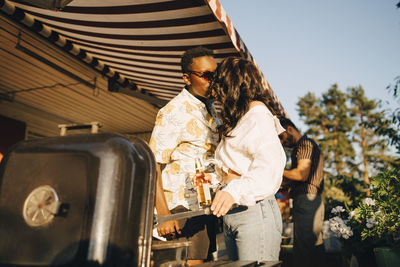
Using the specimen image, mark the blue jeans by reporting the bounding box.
[223,196,282,261]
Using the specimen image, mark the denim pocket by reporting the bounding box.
[260,198,282,234]
[259,199,270,220]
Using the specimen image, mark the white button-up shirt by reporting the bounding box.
[149,88,219,210]
[215,105,286,206]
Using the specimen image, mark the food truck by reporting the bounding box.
[0,1,286,266]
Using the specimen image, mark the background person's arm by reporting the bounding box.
[283,158,311,182]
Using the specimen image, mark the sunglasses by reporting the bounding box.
[188,71,215,82]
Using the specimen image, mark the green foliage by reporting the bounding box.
[329,167,400,256]
[335,175,365,206]
[323,181,350,215]
[323,174,365,218]
[366,167,400,246]
[297,84,356,176]
[374,76,400,156]
[347,86,397,196]
[298,84,397,201]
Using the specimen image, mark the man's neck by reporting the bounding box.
[187,86,208,103]
[195,94,208,103]
[294,133,305,144]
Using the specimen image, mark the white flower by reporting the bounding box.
[342,228,353,239]
[329,216,353,239]
[342,233,351,239]
[374,210,382,216]
[339,227,348,235]
[331,216,344,224]
[329,218,340,230]
[349,210,356,219]
[363,198,376,206]
[331,206,345,214]
[329,217,342,234]
[366,218,376,228]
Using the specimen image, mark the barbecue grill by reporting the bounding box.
[0,133,156,266]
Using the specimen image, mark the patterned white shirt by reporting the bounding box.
[215,105,286,206]
[149,88,219,210]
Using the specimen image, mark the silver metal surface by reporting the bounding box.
[22,185,60,227]
[154,207,211,228]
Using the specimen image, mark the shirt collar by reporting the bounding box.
[181,88,219,129]
[182,87,207,109]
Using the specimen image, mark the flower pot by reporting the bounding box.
[373,247,400,267]
[353,248,377,267]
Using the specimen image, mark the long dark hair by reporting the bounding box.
[211,57,279,137]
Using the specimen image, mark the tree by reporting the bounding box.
[298,84,396,207]
[385,76,400,154]
[370,77,400,158]
[347,86,396,195]
[298,84,355,177]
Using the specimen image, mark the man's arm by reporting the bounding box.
[283,158,312,182]
[155,163,181,236]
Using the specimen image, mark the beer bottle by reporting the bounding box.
[195,158,212,207]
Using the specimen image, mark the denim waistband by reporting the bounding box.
[256,195,276,203]
[228,195,276,214]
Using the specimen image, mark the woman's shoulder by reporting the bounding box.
[233,103,272,132]
[248,100,265,109]
[246,101,273,119]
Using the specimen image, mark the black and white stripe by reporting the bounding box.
[1,0,286,114]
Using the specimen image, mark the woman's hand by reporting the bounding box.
[211,191,235,217]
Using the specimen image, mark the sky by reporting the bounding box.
[219,0,400,131]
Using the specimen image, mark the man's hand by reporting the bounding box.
[157,220,181,237]
[211,191,235,217]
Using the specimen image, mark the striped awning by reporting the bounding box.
[0,0,285,138]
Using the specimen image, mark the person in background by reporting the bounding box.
[278,117,325,267]
[209,56,286,261]
[275,191,288,217]
[149,46,219,266]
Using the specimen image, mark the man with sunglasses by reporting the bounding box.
[149,46,219,266]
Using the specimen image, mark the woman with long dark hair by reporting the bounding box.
[209,57,286,261]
